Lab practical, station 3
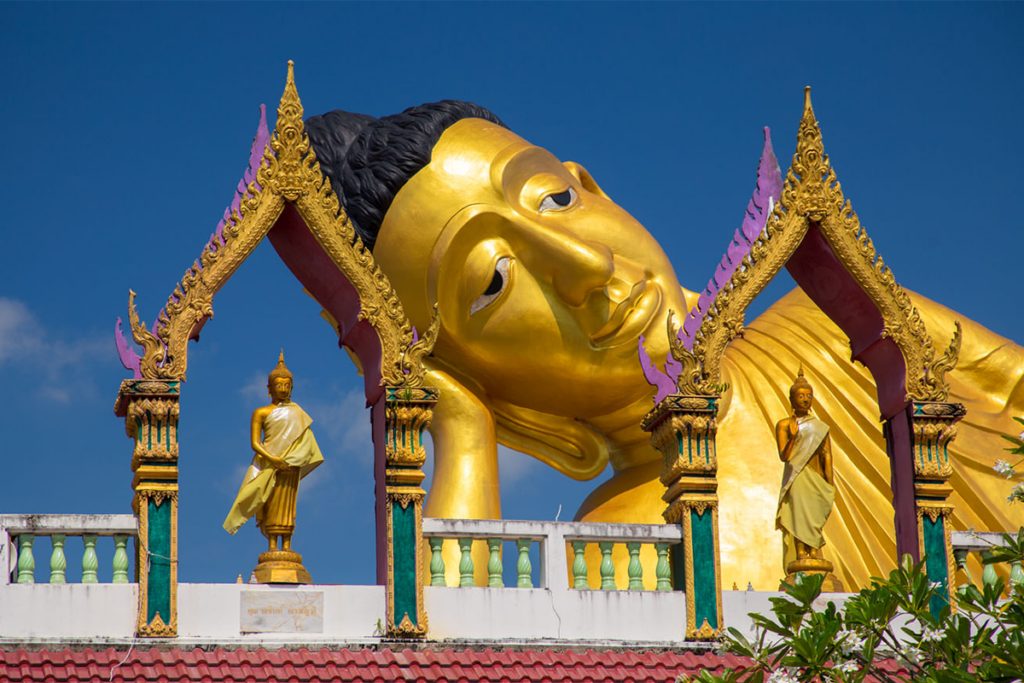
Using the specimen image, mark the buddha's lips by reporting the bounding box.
[590,280,662,349]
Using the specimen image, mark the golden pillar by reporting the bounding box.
[383,385,437,638]
[115,379,180,638]
[643,394,723,641]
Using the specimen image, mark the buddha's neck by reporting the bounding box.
[588,389,661,472]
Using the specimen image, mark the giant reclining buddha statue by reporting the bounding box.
[302,100,1023,591]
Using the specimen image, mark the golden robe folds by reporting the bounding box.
[223,403,324,536]
[776,415,834,562]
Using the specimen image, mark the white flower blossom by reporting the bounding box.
[768,670,800,683]
[836,629,865,655]
[898,645,922,665]
[994,459,1016,478]
[833,660,858,674]
[920,626,945,643]
[929,581,943,591]
[1008,482,1024,504]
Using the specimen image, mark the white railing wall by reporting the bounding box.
[421,518,691,642]
[951,530,1024,588]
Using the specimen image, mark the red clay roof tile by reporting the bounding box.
[0,647,913,683]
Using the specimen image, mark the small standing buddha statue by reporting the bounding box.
[775,368,843,591]
[223,351,324,584]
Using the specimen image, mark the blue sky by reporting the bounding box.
[2,3,1021,585]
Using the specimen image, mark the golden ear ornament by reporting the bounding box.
[675,87,958,403]
[122,61,434,386]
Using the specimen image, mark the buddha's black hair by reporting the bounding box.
[305,101,506,251]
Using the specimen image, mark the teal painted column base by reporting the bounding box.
[920,508,954,619]
[667,503,722,640]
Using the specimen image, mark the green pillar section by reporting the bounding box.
[690,508,719,630]
[146,499,172,624]
[922,515,950,618]
[391,502,418,629]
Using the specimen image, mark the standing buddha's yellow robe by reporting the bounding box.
[223,402,324,535]
[776,414,834,567]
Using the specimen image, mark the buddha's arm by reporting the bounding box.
[250,407,286,470]
[776,418,797,462]
[422,362,502,521]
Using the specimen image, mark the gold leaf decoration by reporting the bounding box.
[123,61,434,387]
[687,87,951,403]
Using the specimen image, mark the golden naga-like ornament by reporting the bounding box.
[123,61,435,387]
[681,87,961,403]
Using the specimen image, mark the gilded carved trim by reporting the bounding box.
[676,88,960,402]
[123,61,436,386]
[385,401,435,469]
[910,401,965,480]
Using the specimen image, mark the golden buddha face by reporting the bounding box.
[268,377,293,404]
[791,387,813,416]
[374,118,688,417]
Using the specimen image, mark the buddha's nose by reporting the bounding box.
[549,237,614,307]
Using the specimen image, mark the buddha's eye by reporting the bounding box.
[470,257,511,315]
[539,187,577,212]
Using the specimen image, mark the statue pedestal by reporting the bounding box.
[783,557,844,592]
[254,550,312,584]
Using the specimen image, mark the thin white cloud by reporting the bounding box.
[498,444,546,486]
[238,372,269,403]
[0,298,43,363]
[303,389,372,462]
[0,297,112,402]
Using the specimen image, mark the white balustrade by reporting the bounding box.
[422,518,682,590]
[1,514,138,585]
[951,530,1024,589]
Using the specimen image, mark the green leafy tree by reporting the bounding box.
[682,531,1024,683]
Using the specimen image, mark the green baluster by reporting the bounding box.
[16,534,35,584]
[516,539,533,588]
[49,535,67,584]
[571,540,588,589]
[458,538,474,587]
[980,550,998,589]
[82,535,99,584]
[655,542,672,591]
[1010,560,1024,588]
[627,542,643,590]
[428,538,446,587]
[487,539,503,587]
[599,541,616,590]
[112,535,130,584]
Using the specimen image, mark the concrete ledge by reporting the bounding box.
[425,586,687,643]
